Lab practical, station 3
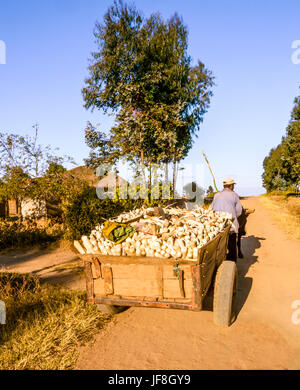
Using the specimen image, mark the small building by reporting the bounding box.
[0,166,128,219]
[8,199,20,217]
[21,198,47,219]
[0,199,20,218]
[0,201,5,218]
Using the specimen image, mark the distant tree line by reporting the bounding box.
[262,92,300,192]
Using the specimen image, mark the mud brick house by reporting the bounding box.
[0,199,20,218]
[0,198,43,219]
[0,166,127,219]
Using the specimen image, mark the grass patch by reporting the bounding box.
[259,194,300,240]
[0,272,111,370]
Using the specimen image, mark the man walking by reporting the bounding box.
[211,178,242,262]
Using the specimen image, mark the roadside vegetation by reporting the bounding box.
[260,192,300,240]
[262,92,299,193]
[0,273,111,369]
[0,218,63,251]
[261,89,299,237]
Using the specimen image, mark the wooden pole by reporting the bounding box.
[202,151,219,193]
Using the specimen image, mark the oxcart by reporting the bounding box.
[76,224,237,326]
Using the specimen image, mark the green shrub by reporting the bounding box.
[63,184,173,240]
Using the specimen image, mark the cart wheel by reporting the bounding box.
[213,261,238,327]
[96,304,128,315]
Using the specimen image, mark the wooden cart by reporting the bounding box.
[77,224,238,326]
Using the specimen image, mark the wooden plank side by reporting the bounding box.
[94,278,105,296]
[94,265,192,299]
[103,265,114,295]
[113,278,162,297]
[109,263,193,281]
[110,264,159,280]
[79,254,198,266]
[162,264,192,280]
[174,298,192,303]
[163,279,193,299]
[94,280,192,304]
[92,258,102,279]
[216,232,228,267]
[84,261,95,303]
[95,278,193,299]
[199,225,230,264]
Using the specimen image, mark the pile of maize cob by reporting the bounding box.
[74,206,233,261]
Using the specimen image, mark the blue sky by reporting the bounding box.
[0,0,299,195]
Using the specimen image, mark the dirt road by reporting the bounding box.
[0,247,85,290]
[76,197,300,370]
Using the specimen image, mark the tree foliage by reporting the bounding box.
[82,0,214,189]
[0,126,75,203]
[262,93,300,192]
[63,184,172,240]
[0,125,73,179]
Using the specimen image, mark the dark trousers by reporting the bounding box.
[226,233,237,262]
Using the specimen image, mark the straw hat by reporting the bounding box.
[223,177,236,185]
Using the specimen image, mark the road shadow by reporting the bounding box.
[202,235,265,316]
[40,269,85,290]
[0,249,50,268]
[235,235,265,317]
[0,248,79,271]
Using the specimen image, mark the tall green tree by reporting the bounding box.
[262,91,300,191]
[82,0,214,192]
[284,96,300,186]
[262,143,288,191]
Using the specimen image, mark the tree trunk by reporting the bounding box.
[140,133,146,188]
[17,197,22,219]
[148,159,153,202]
[172,159,177,198]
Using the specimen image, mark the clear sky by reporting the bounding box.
[0,0,299,196]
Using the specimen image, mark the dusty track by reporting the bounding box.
[0,248,85,290]
[76,197,300,370]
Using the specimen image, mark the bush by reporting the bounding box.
[63,184,173,240]
[63,187,138,240]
